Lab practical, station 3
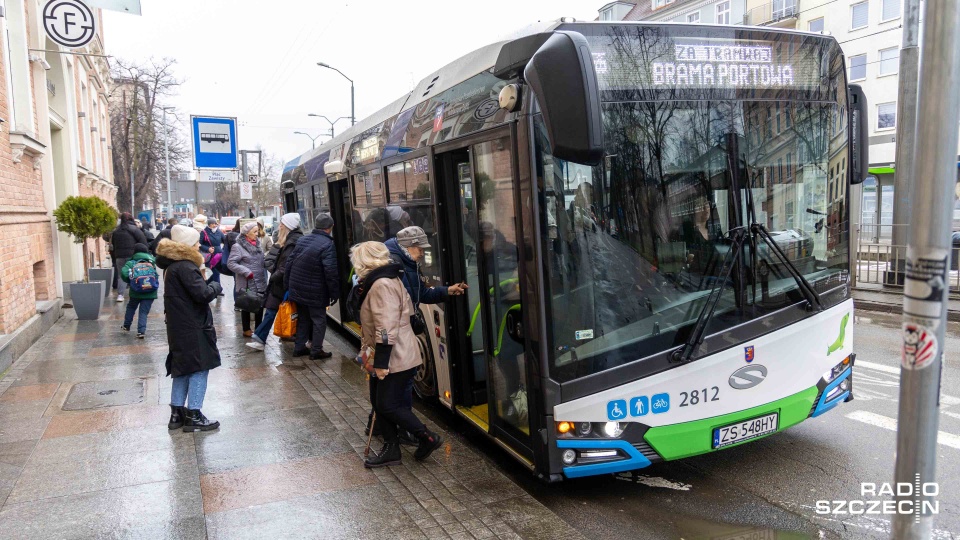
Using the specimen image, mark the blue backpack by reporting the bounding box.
[129,259,159,294]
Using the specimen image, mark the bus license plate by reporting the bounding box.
[712,412,779,449]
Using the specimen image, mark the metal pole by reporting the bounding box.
[163,108,172,219]
[891,0,921,252]
[894,0,960,538]
[350,80,355,126]
[241,150,249,218]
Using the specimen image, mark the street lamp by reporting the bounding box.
[316,62,355,126]
[307,114,351,138]
[162,106,175,219]
[293,131,323,149]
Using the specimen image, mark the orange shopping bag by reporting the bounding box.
[273,299,297,339]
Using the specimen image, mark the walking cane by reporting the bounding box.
[364,412,377,457]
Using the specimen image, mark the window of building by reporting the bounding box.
[776,102,781,133]
[652,0,675,8]
[879,47,899,76]
[687,11,700,23]
[3,0,33,133]
[849,53,867,81]
[808,17,824,32]
[2,23,16,129]
[881,0,901,21]
[716,1,730,24]
[600,8,613,20]
[773,0,797,20]
[878,102,896,130]
[851,1,869,30]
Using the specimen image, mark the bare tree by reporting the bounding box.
[109,58,189,214]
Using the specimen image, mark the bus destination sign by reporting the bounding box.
[653,43,795,87]
[590,35,826,92]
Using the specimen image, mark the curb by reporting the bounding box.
[855,300,960,322]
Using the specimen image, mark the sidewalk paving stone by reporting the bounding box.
[0,292,585,539]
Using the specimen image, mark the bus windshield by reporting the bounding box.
[538,96,850,383]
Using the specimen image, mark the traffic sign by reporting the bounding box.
[191,116,238,170]
[239,182,253,200]
[43,0,97,49]
[197,169,238,182]
[248,174,259,183]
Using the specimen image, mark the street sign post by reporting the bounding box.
[191,116,238,170]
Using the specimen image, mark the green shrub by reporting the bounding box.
[52,196,117,282]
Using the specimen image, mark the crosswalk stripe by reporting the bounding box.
[846,410,960,450]
[855,360,960,405]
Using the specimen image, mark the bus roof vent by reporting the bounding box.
[422,75,440,97]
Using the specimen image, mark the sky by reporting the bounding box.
[103,0,603,170]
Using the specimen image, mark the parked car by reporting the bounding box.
[219,216,240,233]
[178,218,193,227]
[258,216,275,235]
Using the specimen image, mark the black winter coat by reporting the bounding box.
[264,229,303,310]
[155,239,221,378]
[284,229,338,307]
[110,223,148,259]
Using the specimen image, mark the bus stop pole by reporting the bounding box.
[890,0,921,251]
[893,0,960,537]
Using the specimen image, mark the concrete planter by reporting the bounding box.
[69,281,104,320]
[88,268,113,299]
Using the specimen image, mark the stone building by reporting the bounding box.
[0,0,116,372]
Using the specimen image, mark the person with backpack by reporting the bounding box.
[120,243,159,338]
[200,217,225,289]
[351,241,443,468]
[155,225,223,432]
[228,221,267,338]
[247,213,303,351]
[109,212,149,303]
[284,213,339,359]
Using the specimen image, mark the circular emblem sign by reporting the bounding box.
[43,0,97,49]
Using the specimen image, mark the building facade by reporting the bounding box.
[0,0,115,362]
[615,0,747,24]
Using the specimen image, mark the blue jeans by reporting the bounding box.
[123,297,154,333]
[170,370,209,410]
[254,308,278,343]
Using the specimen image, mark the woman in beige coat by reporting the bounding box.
[353,241,443,468]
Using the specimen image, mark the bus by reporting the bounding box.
[281,20,868,481]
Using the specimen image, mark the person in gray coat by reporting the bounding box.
[228,221,267,337]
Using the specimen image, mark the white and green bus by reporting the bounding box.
[282,20,867,481]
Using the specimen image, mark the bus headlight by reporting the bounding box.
[822,356,852,382]
[577,422,592,436]
[562,449,577,464]
[602,422,623,438]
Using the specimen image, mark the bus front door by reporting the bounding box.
[443,133,532,460]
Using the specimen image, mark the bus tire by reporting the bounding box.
[413,332,438,400]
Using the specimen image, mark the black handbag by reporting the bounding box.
[410,308,426,336]
[235,287,264,312]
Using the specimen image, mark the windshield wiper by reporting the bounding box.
[750,223,823,311]
[671,226,748,364]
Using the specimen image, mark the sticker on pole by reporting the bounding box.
[902,323,938,370]
[903,247,949,327]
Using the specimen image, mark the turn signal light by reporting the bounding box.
[443,391,451,400]
[557,421,573,434]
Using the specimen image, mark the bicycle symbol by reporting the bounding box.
[607,399,627,420]
[651,393,670,414]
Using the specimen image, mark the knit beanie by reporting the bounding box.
[171,224,201,246]
[280,213,300,230]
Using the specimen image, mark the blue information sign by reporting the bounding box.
[191,116,238,169]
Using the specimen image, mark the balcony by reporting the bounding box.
[744,0,800,27]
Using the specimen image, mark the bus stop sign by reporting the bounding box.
[191,115,238,170]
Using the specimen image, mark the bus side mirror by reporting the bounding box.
[849,84,869,185]
[524,31,604,166]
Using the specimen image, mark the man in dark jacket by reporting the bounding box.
[155,225,223,432]
[199,217,225,286]
[110,212,149,303]
[150,218,178,254]
[284,213,339,359]
[386,226,466,304]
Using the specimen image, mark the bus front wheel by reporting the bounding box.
[413,333,438,400]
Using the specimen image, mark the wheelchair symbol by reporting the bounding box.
[607,400,627,420]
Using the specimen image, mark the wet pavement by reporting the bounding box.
[0,288,583,540]
[2,289,959,539]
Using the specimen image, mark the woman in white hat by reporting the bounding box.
[155,225,223,432]
[248,213,303,350]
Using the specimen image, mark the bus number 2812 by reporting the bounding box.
[679,387,720,407]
